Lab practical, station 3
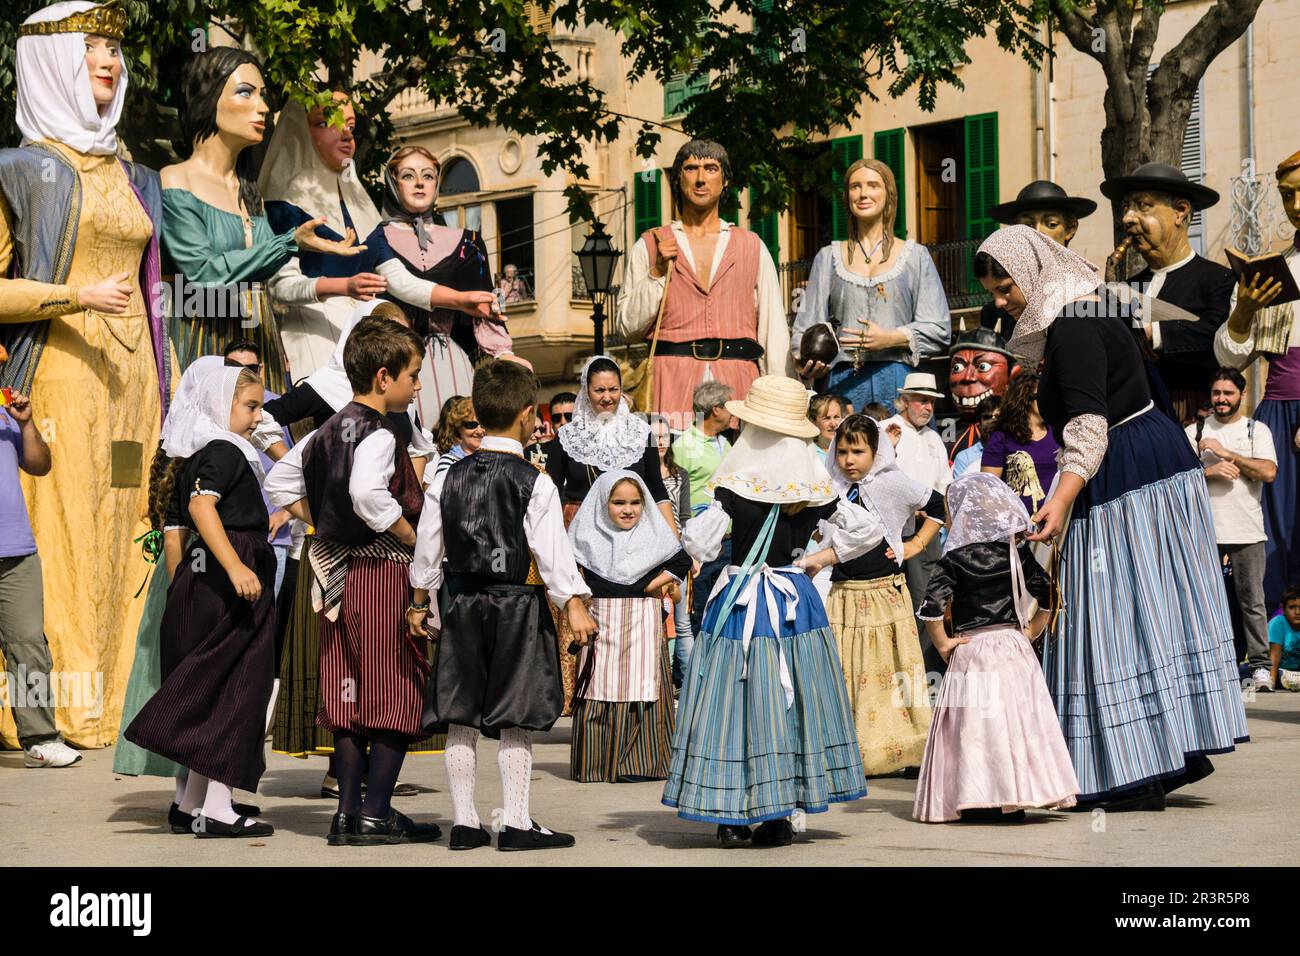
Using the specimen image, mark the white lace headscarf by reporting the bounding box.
[977,225,1101,364]
[568,469,681,586]
[16,2,128,156]
[557,355,651,471]
[825,416,934,565]
[162,357,265,480]
[943,472,1036,627]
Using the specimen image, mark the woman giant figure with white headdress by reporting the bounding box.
[0,2,170,749]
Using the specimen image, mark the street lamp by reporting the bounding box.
[577,220,622,355]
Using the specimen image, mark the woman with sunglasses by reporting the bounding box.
[433,397,486,480]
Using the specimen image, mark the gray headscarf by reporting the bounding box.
[380,148,440,253]
[825,418,934,566]
[568,469,681,586]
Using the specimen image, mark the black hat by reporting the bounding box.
[1099,162,1219,211]
[947,326,1017,362]
[990,180,1097,224]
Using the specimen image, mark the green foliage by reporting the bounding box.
[2,0,1049,221]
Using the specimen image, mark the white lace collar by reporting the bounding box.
[556,355,651,471]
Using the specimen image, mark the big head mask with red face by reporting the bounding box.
[947,328,1020,420]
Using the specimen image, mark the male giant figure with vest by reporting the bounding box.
[616,140,790,428]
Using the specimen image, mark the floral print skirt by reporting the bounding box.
[826,574,933,776]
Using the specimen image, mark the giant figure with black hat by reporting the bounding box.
[980,181,1097,344]
[1101,162,1236,424]
[946,326,1021,469]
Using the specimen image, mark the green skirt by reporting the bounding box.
[112,563,184,779]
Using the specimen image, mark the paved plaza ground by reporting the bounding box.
[3,690,1296,867]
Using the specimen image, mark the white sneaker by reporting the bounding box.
[24,740,82,768]
[1252,667,1275,692]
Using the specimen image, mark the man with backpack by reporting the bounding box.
[1187,368,1279,690]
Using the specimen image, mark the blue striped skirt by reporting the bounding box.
[662,567,868,825]
[1045,409,1249,800]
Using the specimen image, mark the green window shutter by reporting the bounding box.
[963,112,999,242]
[721,188,740,224]
[829,134,865,242]
[872,128,907,240]
[749,187,779,262]
[754,0,778,64]
[663,76,686,117]
[634,169,662,236]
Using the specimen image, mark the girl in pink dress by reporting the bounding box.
[912,473,1078,823]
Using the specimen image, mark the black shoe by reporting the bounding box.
[194,814,275,838]
[449,824,492,850]
[716,824,753,848]
[901,766,921,779]
[1100,783,1166,812]
[350,809,442,845]
[168,803,196,834]
[326,811,357,846]
[752,819,794,846]
[497,820,575,851]
[958,807,1026,823]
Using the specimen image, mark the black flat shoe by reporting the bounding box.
[716,824,753,848]
[1066,783,1166,813]
[449,824,492,850]
[168,803,197,834]
[350,810,442,845]
[497,820,575,851]
[958,807,1026,823]
[194,815,274,838]
[1100,783,1166,812]
[752,819,794,846]
[326,811,357,846]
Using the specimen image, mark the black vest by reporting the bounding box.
[442,449,539,584]
[303,402,422,547]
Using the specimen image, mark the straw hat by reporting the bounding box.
[725,375,820,439]
[897,372,945,399]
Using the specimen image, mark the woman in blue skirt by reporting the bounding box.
[663,376,882,847]
[975,226,1249,812]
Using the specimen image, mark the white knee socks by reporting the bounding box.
[179,769,208,816]
[498,728,534,831]
[202,780,257,827]
[445,723,481,829]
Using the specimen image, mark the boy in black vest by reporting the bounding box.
[265,316,441,846]
[408,359,597,851]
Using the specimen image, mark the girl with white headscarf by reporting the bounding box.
[0,2,172,750]
[799,413,944,777]
[545,355,673,714]
[664,375,879,847]
[124,360,278,838]
[911,473,1079,823]
[567,470,691,782]
[974,225,1249,812]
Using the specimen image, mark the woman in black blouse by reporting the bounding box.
[974,225,1249,813]
[546,355,672,528]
